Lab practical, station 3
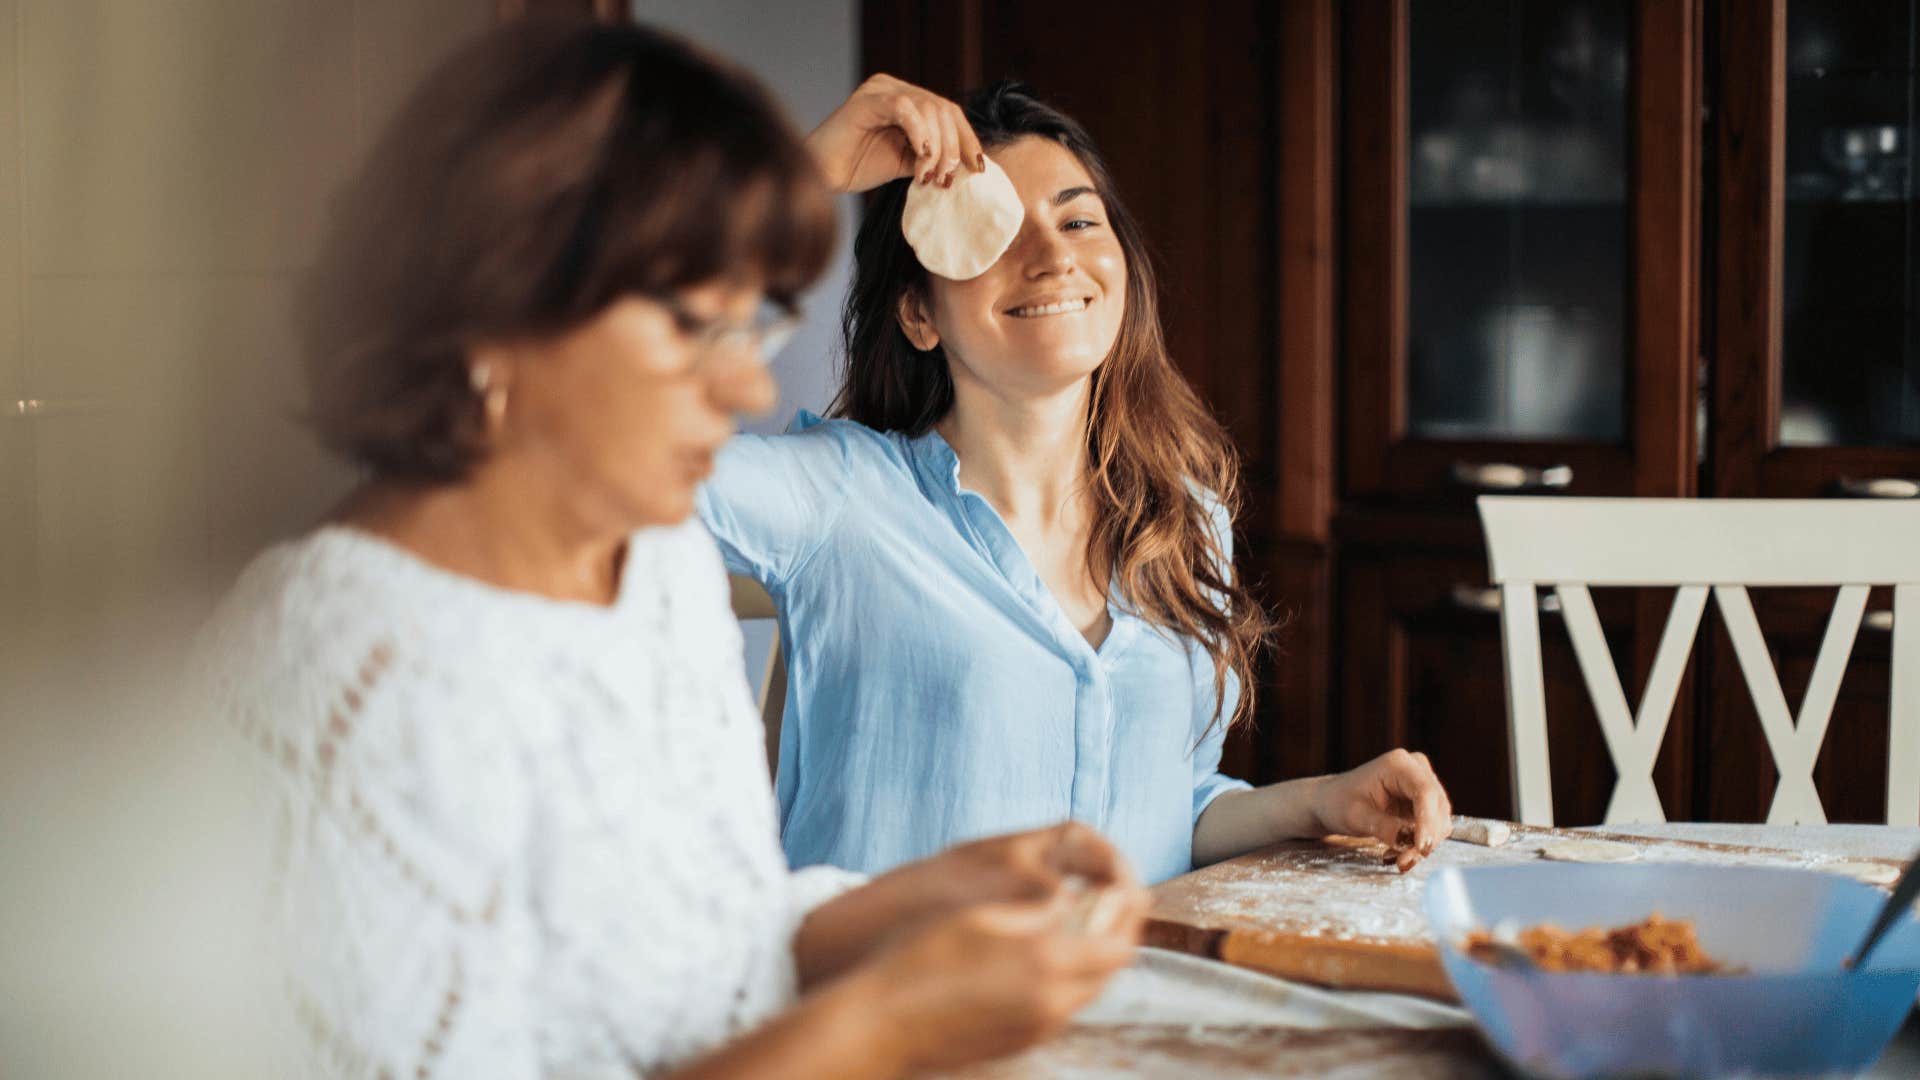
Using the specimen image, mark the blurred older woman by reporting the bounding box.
[200,19,1144,1080]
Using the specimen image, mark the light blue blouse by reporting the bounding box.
[695,412,1249,884]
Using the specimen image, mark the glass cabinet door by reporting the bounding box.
[1780,0,1919,450]
[1714,0,1920,497]
[1407,0,1631,442]
[1342,0,1693,501]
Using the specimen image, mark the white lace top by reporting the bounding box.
[200,520,862,1079]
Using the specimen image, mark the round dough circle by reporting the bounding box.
[900,156,1024,280]
[1537,839,1642,864]
[1824,860,1900,886]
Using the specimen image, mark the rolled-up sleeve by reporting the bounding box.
[696,413,853,588]
[1190,659,1252,827]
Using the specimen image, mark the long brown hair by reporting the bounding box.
[831,81,1272,731]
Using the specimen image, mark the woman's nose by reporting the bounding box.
[1018,221,1075,278]
[705,355,778,418]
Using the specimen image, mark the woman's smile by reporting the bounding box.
[1005,294,1093,318]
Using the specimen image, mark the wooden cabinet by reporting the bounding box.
[1341,0,1697,506]
[861,0,1916,822]
[1701,0,1920,821]
[1334,0,1701,820]
[1333,0,1913,822]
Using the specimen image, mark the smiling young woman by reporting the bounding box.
[700,79,1458,886]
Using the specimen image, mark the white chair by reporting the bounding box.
[1478,496,1920,827]
[729,575,786,779]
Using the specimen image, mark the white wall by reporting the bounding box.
[0,5,493,1074]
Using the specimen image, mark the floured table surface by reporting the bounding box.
[1145,822,1908,1000]
[932,1026,1501,1080]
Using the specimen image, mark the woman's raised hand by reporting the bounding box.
[805,74,986,193]
[1309,749,1455,873]
[852,887,1145,1073]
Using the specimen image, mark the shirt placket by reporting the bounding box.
[953,492,1118,829]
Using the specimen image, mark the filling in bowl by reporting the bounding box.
[1464,913,1726,974]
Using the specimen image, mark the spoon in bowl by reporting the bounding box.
[1843,847,1920,972]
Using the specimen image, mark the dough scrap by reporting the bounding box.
[1451,818,1513,847]
[1823,860,1900,886]
[1538,839,1642,864]
[901,156,1024,280]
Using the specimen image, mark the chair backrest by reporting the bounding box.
[728,575,785,780]
[1477,496,1920,827]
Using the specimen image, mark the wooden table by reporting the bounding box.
[937,823,1920,1079]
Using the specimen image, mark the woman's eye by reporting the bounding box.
[1063,218,1101,232]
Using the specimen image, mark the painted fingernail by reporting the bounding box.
[921,141,932,156]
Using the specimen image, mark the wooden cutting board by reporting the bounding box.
[1145,823,1904,1002]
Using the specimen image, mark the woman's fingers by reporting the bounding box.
[934,104,963,186]
[1347,800,1414,855]
[1387,750,1451,855]
[953,102,987,172]
[1355,750,1452,870]
[887,94,939,183]
[1044,821,1140,891]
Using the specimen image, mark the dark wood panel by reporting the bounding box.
[970,1,1278,467]
[1337,549,1646,825]
[1697,586,1898,823]
[1276,0,1339,543]
[1340,0,1408,499]
[1709,0,1788,499]
[1633,0,1702,498]
[868,0,982,97]
[1245,542,1335,785]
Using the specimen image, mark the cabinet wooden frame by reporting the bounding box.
[1709,0,1920,498]
[1340,0,1699,503]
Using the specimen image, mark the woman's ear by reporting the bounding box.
[895,289,940,352]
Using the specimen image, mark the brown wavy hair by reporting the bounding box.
[830,81,1273,731]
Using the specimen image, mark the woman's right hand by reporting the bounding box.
[804,73,985,194]
[853,890,1145,1073]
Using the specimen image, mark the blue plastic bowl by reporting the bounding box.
[1424,863,1920,1079]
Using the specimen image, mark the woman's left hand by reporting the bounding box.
[805,73,986,194]
[1309,749,1453,873]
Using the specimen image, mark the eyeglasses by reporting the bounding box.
[647,292,801,368]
